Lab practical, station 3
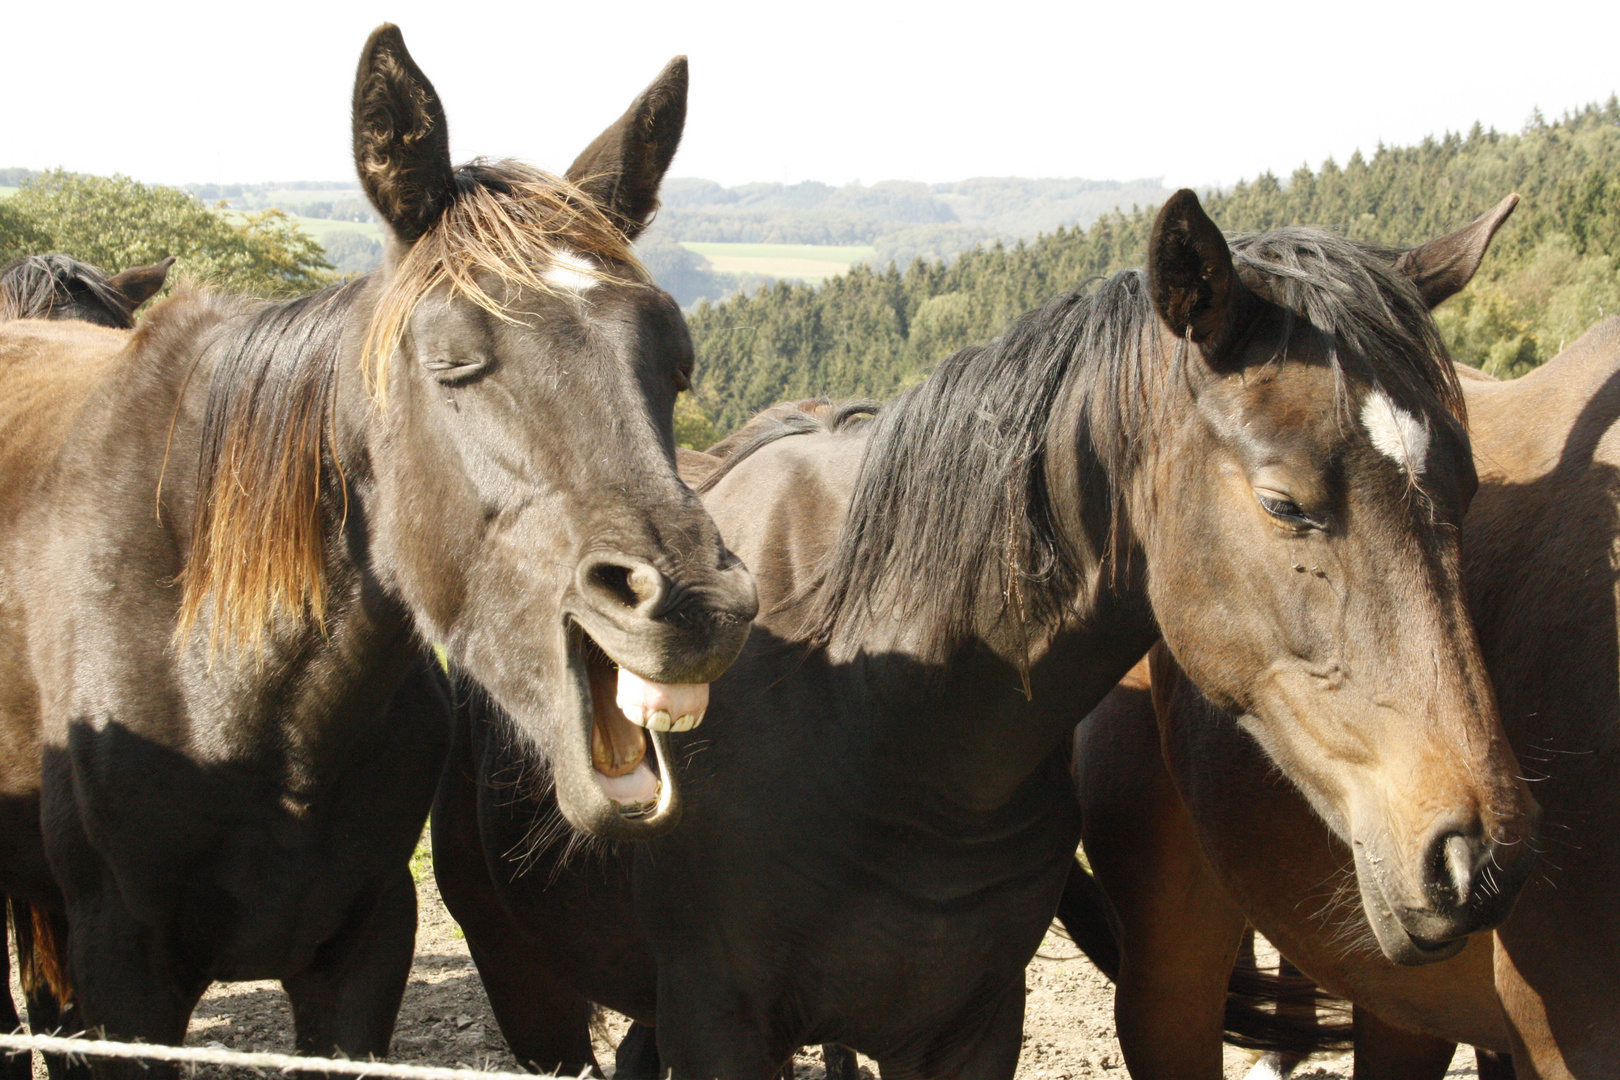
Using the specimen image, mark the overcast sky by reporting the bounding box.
[10,0,1618,193]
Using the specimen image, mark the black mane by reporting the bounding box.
[807,226,1464,660]
[0,254,131,327]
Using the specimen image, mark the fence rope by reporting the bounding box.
[0,1031,574,1080]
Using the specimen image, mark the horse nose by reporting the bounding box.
[1413,812,1536,937]
[579,555,674,620]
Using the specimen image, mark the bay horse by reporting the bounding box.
[1069,313,1620,1080]
[432,192,1538,1079]
[0,24,754,1078]
[0,253,173,327]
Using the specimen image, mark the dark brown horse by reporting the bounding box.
[432,193,1537,1079]
[0,25,753,1078]
[0,254,173,327]
[1069,316,1620,1078]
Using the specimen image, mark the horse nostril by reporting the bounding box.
[1443,833,1476,906]
[584,559,669,615]
[1423,828,1482,909]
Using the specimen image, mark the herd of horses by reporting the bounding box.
[0,21,1614,1080]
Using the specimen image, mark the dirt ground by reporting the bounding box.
[8,864,1481,1080]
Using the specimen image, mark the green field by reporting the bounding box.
[681,242,873,282]
[285,215,382,244]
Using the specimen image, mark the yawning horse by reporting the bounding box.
[432,193,1537,1079]
[1070,312,1620,1079]
[0,25,753,1077]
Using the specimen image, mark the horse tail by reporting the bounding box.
[9,899,75,1010]
[1054,858,1352,1056]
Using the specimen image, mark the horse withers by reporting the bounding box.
[1070,314,1620,1077]
[432,193,1536,1079]
[0,25,753,1078]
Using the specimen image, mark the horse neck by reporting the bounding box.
[183,283,419,756]
[819,384,1157,818]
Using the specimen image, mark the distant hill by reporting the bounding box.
[637,175,1172,305]
[685,101,1620,431]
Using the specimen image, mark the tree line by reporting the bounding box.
[685,100,1620,431]
[1,170,332,297]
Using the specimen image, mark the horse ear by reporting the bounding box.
[106,255,174,310]
[1147,189,1253,350]
[352,24,456,244]
[566,56,688,241]
[1394,194,1519,309]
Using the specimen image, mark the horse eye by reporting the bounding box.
[423,355,490,386]
[1257,493,1315,528]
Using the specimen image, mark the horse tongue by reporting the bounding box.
[589,656,647,779]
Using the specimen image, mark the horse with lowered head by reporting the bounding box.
[0,24,753,1078]
[432,192,1537,1080]
[1069,310,1620,1080]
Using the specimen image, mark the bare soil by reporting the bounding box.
[10,867,1480,1080]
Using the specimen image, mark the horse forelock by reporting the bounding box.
[807,228,1464,664]
[361,159,650,399]
[1230,227,1465,425]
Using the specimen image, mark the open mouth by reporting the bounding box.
[579,633,709,817]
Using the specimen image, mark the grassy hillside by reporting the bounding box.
[686,101,1620,431]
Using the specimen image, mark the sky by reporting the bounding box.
[10,0,1619,193]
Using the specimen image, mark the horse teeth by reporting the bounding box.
[673,713,697,732]
[646,709,673,732]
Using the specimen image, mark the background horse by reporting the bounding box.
[1069,314,1620,1078]
[432,191,1535,1079]
[0,253,172,327]
[0,25,753,1078]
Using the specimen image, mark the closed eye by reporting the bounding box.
[1257,493,1319,529]
[424,355,491,386]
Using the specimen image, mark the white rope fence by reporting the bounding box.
[0,1031,574,1080]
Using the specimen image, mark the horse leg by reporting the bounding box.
[1078,722,1247,1078]
[824,1044,859,1080]
[652,972,787,1080]
[614,1022,662,1080]
[11,900,91,1080]
[1,901,28,1080]
[282,866,416,1060]
[431,735,598,1075]
[458,925,597,1075]
[64,891,201,1080]
[1350,1005,1456,1080]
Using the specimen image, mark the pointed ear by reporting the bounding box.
[1394,194,1519,309]
[352,24,456,244]
[1147,189,1253,349]
[106,255,174,311]
[566,56,688,241]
